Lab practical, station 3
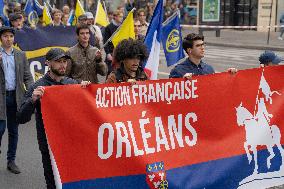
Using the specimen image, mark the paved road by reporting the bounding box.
[0,118,45,189]
[0,45,283,189]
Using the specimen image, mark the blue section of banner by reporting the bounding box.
[62,146,284,189]
[63,174,149,189]
[14,26,78,75]
[162,14,185,67]
[15,26,77,51]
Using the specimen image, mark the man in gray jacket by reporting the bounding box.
[0,26,34,174]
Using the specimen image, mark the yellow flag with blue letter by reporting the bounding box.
[95,0,109,27]
[111,9,135,47]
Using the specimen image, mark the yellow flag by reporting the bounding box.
[42,3,52,26]
[95,0,109,27]
[72,0,85,25]
[112,10,135,47]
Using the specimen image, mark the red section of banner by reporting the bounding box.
[41,66,284,184]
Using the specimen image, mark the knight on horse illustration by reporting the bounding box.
[235,71,283,175]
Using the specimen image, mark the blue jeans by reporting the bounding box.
[0,91,19,161]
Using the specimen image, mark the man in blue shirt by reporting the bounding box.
[0,26,34,174]
[169,33,236,78]
[170,33,214,78]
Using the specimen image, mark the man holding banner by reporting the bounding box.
[17,48,90,189]
[169,33,214,78]
[106,38,148,83]
[170,33,237,78]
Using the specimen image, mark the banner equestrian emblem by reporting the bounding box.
[166,29,180,53]
[146,162,168,189]
[236,70,284,188]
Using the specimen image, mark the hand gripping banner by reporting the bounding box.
[41,66,284,189]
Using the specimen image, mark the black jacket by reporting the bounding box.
[17,73,78,125]
[103,22,119,55]
[17,73,78,189]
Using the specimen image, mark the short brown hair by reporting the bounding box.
[137,8,146,16]
[182,33,204,50]
[52,8,62,16]
[76,24,90,35]
[113,10,123,17]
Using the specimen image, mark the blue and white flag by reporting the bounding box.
[67,10,75,25]
[162,12,185,67]
[24,0,34,16]
[24,0,43,17]
[33,0,43,16]
[24,0,43,26]
[143,0,163,80]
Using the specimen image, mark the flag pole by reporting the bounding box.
[46,1,53,10]
[94,0,100,24]
[23,0,30,12]
[102,0,109,23]
[101,8,135,49]
[162,10,179,26]
[253,69,265,117]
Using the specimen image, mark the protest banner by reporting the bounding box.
[41,66,284,189]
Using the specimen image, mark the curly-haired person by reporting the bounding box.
[106,39,149,83]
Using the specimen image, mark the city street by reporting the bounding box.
[0,45,283,189]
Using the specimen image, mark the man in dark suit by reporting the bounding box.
[0,26,34,174]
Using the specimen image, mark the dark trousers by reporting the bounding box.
[106,59,113,75]
[36,116,56,189]
[0,91,19,162]
[280,29,284,37]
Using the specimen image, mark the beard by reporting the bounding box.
[50,66,66,76]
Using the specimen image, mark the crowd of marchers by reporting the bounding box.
[0,3,283,189]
